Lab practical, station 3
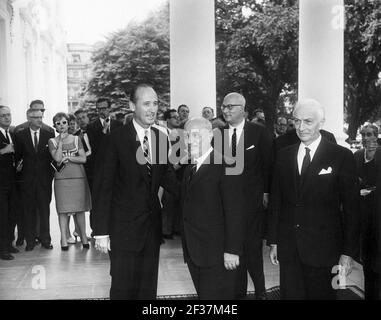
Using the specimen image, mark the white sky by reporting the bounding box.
[61,0,167,45]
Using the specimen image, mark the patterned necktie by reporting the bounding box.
[300,147,311,178]
[34,131,38,153]
[143,130,151,178]
[5,129,10,144]
[231,128,237,157]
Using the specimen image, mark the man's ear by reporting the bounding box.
[129,101,135,112]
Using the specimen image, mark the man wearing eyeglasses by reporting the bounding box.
[218,92,274,300]
[86,98,122,233]
[14,108,55,251]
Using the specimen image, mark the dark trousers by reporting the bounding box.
[22,183,52,246]
[10,180,25,243]
[279,253,335,300]
[363,258,381,300]
[187,257,242,300]
[109,224,161,300]
[237,212,266,298]
[0,184,15,253]
[161,191,179,236]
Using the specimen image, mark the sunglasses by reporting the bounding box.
[55,120,68,126]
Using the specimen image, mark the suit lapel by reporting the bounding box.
[24,128,35,153]
[290,144,299,198]
[188,151,213,190]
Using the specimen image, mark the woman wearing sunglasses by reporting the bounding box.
[48,112,91,250]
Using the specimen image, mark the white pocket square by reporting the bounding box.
[318,167,332,175]
[246,145,255,150]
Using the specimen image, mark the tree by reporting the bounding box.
[345,0,381,140]
[215,0,299,131]
[86,2,170,109]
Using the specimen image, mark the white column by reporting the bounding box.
[170,0,216,118]
[299,0,344,141]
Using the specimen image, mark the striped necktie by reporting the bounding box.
[143,130,152,178]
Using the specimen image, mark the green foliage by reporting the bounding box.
[86,2,170,109]
[345,0,381,139]
[215,0,299,130]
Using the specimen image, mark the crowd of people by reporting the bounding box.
[0,84,380,300]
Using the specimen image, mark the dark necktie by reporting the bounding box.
[231,128,237,157]
[5,129,10,144]
[300,147,311,178]
[188,164,197,184]
[143,130,152,178]
[81,132,89,153]
[34,131,38,153]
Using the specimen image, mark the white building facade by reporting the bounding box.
[0,0,67,126]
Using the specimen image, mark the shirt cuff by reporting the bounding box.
[94,235,109,239]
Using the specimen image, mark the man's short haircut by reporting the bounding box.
[202,106,214,114]
[185,117,212,132]
[129,83,154,104]
[0,105,9,111]
[96,97,111,108]
[74,108,88,117]
[253,108,264,115]
[29,100,44,108]
[178,104,189,112]
[277,115,287,123]
[164,109,177,121]
[68,113,76,122]
[293,98,325,122]
[360,124,379,137]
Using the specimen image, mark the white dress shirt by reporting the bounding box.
[297,134,322,174]
[194,147,213,171]
[133,119,152,158]
[30,128,41,147]
[228,119,245,146]
[0,127,13,144]
[99,117,111,132]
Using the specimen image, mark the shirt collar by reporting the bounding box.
[299,134,322,155]
[228,119,245,132]
[30,127,40,134]
[100,117,110,126]
[194,147,213,169]
[133,118,151,138]
[0,127,9,135]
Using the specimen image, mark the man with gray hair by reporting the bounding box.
[181,117,246,299]
[268,98,360,299]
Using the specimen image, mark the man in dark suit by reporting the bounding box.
[93,84,178,300]
[181,118,246,299]
[13,100,54,246]
[0,105,19,260]
[15,109,55,251]
[275,127,336,151]
[86,98,122,232]
[218,92,274,299]
[268,99,360,299]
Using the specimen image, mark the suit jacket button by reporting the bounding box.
[295,224,300,229]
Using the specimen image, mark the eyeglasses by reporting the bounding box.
[0,113,11,118]
[221,104,243,111]
[55,120,68,126]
